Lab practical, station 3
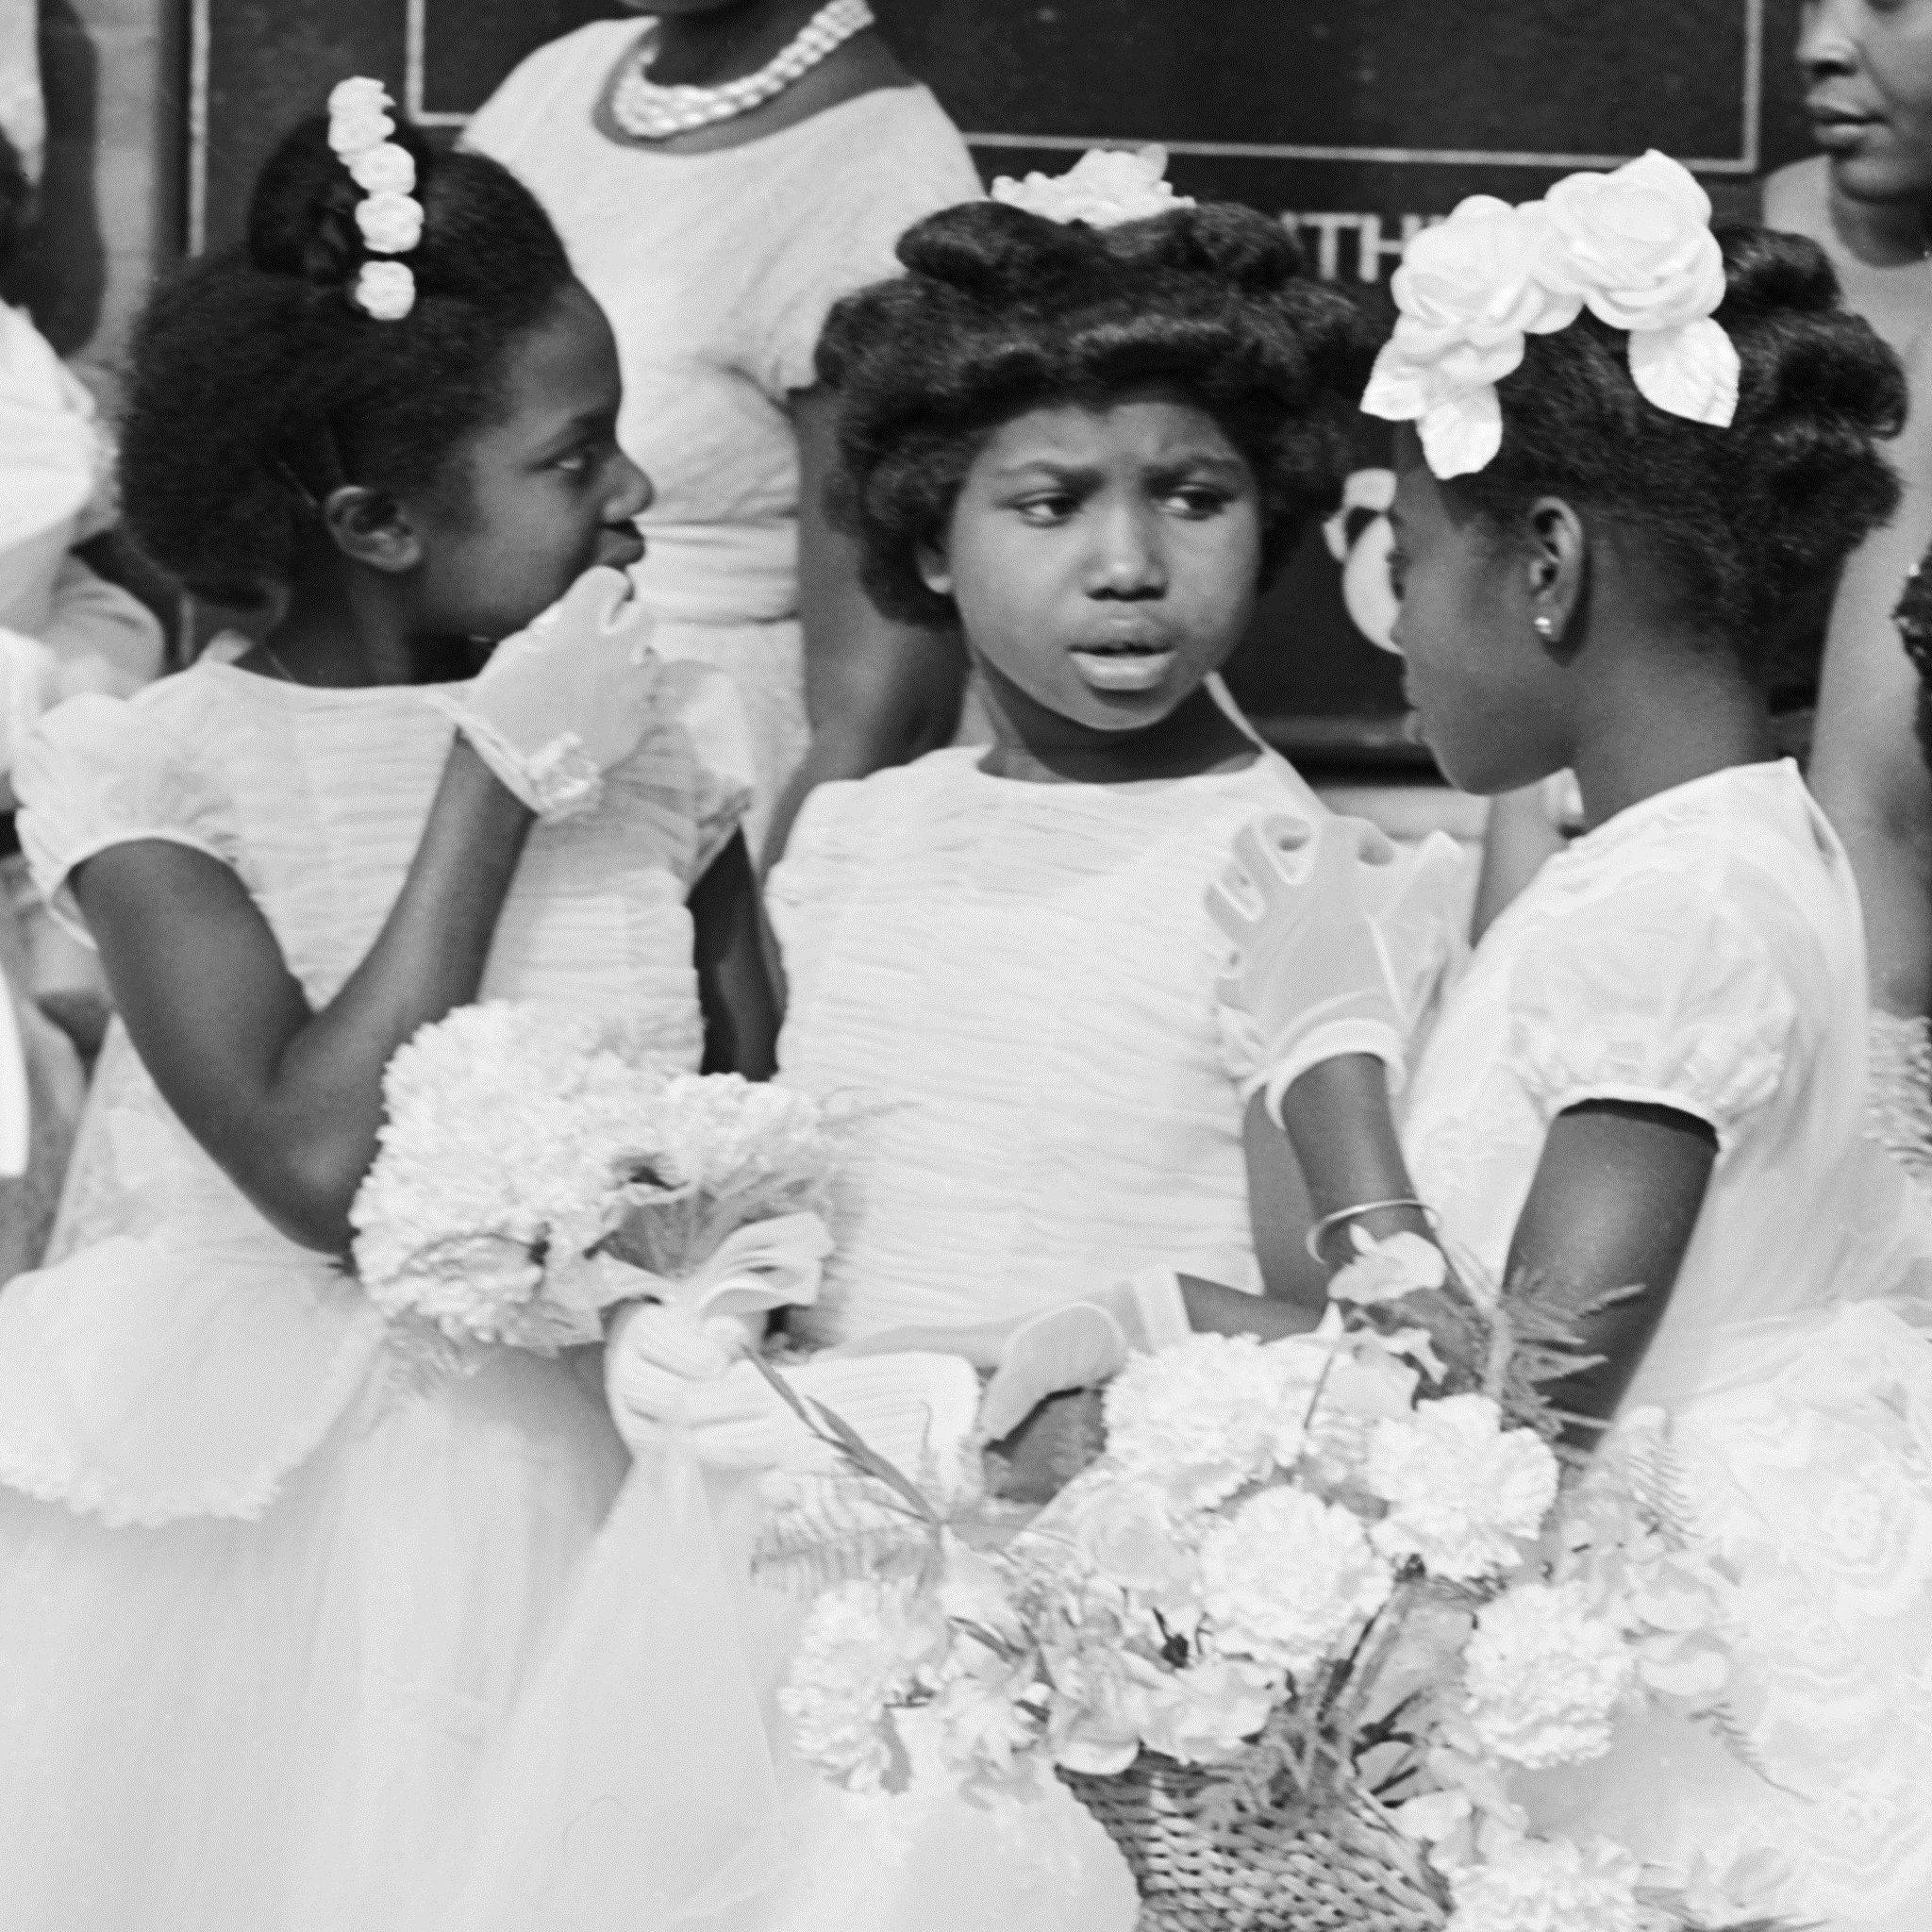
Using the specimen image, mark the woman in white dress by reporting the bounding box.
[464,1,984,860]
[1212,167,1932,1928]
[0,104,773,1931]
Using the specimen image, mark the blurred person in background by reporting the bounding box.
[0,125,165,1276]
[466,0,982,864]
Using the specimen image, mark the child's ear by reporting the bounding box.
[1524,495,1586,655]
[915,536,953,599]
[321,486,424,575]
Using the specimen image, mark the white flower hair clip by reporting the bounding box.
[326,77,422,322]
[1362,150,1739,480]
[990,144,1195,229]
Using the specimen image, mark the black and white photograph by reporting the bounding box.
[0,4,1928,1928]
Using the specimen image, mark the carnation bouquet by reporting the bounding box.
[350,1001,832,1349]
[771,1235,1789,1932]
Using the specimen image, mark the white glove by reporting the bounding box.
[1209,814,1457,1120]
[425,566,658,822]
[975,1270,1193,1444]
[606,1301,980,1481]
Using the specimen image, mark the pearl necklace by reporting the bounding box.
[612,0,874,141]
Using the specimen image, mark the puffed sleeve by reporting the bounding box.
[14,691,242,943]
[1507,869,1800,1148]
[763,775,874,1004]
[747,92,984,398]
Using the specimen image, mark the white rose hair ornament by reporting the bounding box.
[1363,150,1739,480]
[325,77,422,322]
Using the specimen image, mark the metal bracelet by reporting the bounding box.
[1304,1196,1440,1268]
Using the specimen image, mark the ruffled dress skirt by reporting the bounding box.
[1525,1296,1932,1931]
[0,1228,626,1932]
[439,1452,1138,1932]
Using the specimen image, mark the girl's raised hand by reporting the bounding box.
[426,565,659,823]
[1208,812,1409,1118]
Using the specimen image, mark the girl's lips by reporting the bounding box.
[597,527,647,571]
[1070,643,1177,692]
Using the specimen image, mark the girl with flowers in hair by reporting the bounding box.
[0,84,778,1932]
[449,148,1473,1932]
[1210,152,1932,1929]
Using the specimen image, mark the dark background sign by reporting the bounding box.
[191,0,1817,771]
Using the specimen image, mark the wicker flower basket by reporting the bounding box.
[1058,1754,1447,1932]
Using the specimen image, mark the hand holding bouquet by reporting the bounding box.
[349,1001,832,1351]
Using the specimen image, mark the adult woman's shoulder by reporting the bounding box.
[463,20,641,161]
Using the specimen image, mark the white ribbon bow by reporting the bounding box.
[574,1209,832,1324]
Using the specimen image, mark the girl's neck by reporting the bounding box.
[1567,640,1776,830]
[974,664,1258,786]
[648,0,830,86]
[249,550,480,689]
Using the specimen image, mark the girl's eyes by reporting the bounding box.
[551,445,596,477]
[1014,493,1076,525]
[1009,483,1231,523]
[1163,485,1230,517]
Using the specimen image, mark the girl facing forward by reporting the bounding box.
[0,87,773,1932]
[456,156,1466,1932]
[1213,158,1932,1929]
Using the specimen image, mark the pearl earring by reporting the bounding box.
[1533,613,1557,640]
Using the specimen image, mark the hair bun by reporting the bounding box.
[896,201,1108,302]
[245,112,434,291]
[1116,203,1307,291]
[1716,224,1845,325]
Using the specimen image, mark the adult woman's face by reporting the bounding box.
[1799,0,1932,204]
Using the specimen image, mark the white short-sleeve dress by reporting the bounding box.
[0,654,751,1932]
[464,25,983,850]
[432,731,1353,1932]
[1404,761,1932,1929]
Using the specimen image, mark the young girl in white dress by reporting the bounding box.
[0,93,774,1932]
[452,159,1469,1932]
[1211,159,1932,1930]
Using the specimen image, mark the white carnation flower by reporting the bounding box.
[326,77,394,157]
[347,140,416,195]
[1464,1582,1635,1768]
[1137,1657,1280,1765]
[1199,1487,1393,1680]
[356,189,424,256]
[1328,1227,1448,1307]
[1104,1333,1319,1506]
[1367,1395,1557,1580]
[353,260,415,322]
[990,144,1195,228]
[1447,1833,1646,1932]
[779,1577,944,1793]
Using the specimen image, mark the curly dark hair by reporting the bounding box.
[815,199,1378,626]
[120,111,575,606]
[1453,225,1906,677]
